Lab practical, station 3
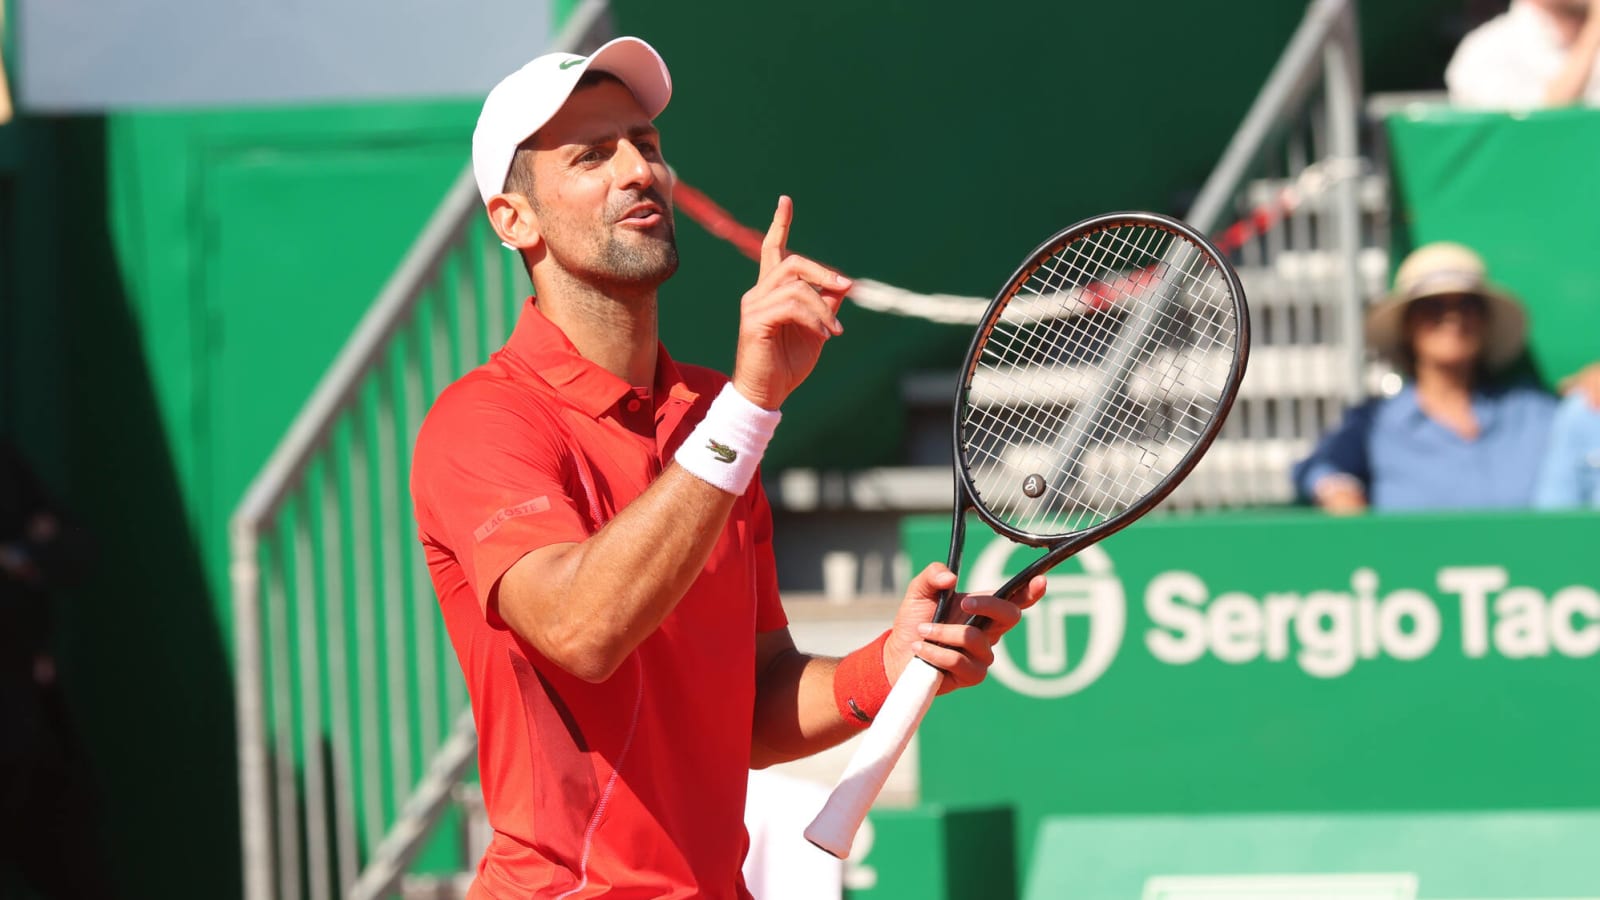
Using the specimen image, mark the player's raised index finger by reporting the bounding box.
[778,253,853,295]
[760,195,793,272]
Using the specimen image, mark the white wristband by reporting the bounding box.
[674,384,782,495]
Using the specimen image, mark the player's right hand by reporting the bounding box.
[882,562,1046,695]
[730,196,852,411]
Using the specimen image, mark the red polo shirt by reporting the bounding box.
[410,300,787,899]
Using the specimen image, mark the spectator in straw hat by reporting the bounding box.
[1292,242,1558,513]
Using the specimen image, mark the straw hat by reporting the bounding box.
[1365,242,1527,372]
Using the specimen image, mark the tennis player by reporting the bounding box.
[410,37,1046,899]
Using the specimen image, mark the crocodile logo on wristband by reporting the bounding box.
[707,440,738,464]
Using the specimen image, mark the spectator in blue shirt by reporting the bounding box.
[1533,392,1600,507]
[1293,242,1557,513]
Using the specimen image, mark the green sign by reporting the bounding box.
[904,510,1600,878]
[1024,809,1600,899]
[844,806,1015,900]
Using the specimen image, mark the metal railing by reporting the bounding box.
[230,170,513,900]
[230,5,611,898]
[1173,0,1382,508]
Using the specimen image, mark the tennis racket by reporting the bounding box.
[804,211,1250,858]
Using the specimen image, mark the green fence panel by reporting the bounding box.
[846,806,1016,900]
[1386,107,1600,389]
[1024,809,1600,899]
[903,510,1600,871]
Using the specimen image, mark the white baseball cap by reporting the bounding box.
[471,36,673,205]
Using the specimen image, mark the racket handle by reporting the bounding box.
[804,656,944,858]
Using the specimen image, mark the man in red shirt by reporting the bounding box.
[410,36,1045,899]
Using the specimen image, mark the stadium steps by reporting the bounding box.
[1243,172,1388,215]
[1236,246,1388,307]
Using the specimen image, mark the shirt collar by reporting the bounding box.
[1392,383,1425,423]
[1392,382,1502,433]
[505,298,697,419]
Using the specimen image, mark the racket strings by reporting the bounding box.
[998,236,1228,522]
[962,222,1239,536]
[1032,239,1230,518]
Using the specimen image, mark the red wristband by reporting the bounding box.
[833,630,893,727]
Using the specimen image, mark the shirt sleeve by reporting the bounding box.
[748,474,788,633]
[1533,394,1591,509]
[1291,400,1377,503]
[411,384,592,622]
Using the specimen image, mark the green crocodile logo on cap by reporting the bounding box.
[559,58,586,70]
[707,440,737,464]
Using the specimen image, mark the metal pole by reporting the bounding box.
[232,524,273,900]
[1189,0,1351,232]
[347,711,481,900]
[1323,4,1366,404]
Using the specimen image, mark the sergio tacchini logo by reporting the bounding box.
[973,539,1125,698]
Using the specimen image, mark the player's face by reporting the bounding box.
[527,79,678,289]
[1405,293,1486,371]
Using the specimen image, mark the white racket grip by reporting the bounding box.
[804,657,944,858]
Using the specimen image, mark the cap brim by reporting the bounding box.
[580,36,673,120]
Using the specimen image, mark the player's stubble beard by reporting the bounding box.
[534,186,680,295]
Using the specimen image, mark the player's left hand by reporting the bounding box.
[1559,360,1600,410]
[882,562,1047,694]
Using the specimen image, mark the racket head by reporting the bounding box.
[952,211,1249,551]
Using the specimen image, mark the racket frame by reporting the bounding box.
[806,210,1249,860]
[935,211,1250,618]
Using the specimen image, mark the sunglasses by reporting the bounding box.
[1409,294,1487,321]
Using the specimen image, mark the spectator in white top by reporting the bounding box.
[1446,0,1600,109]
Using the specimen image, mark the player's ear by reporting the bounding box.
[487,192,543,252]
